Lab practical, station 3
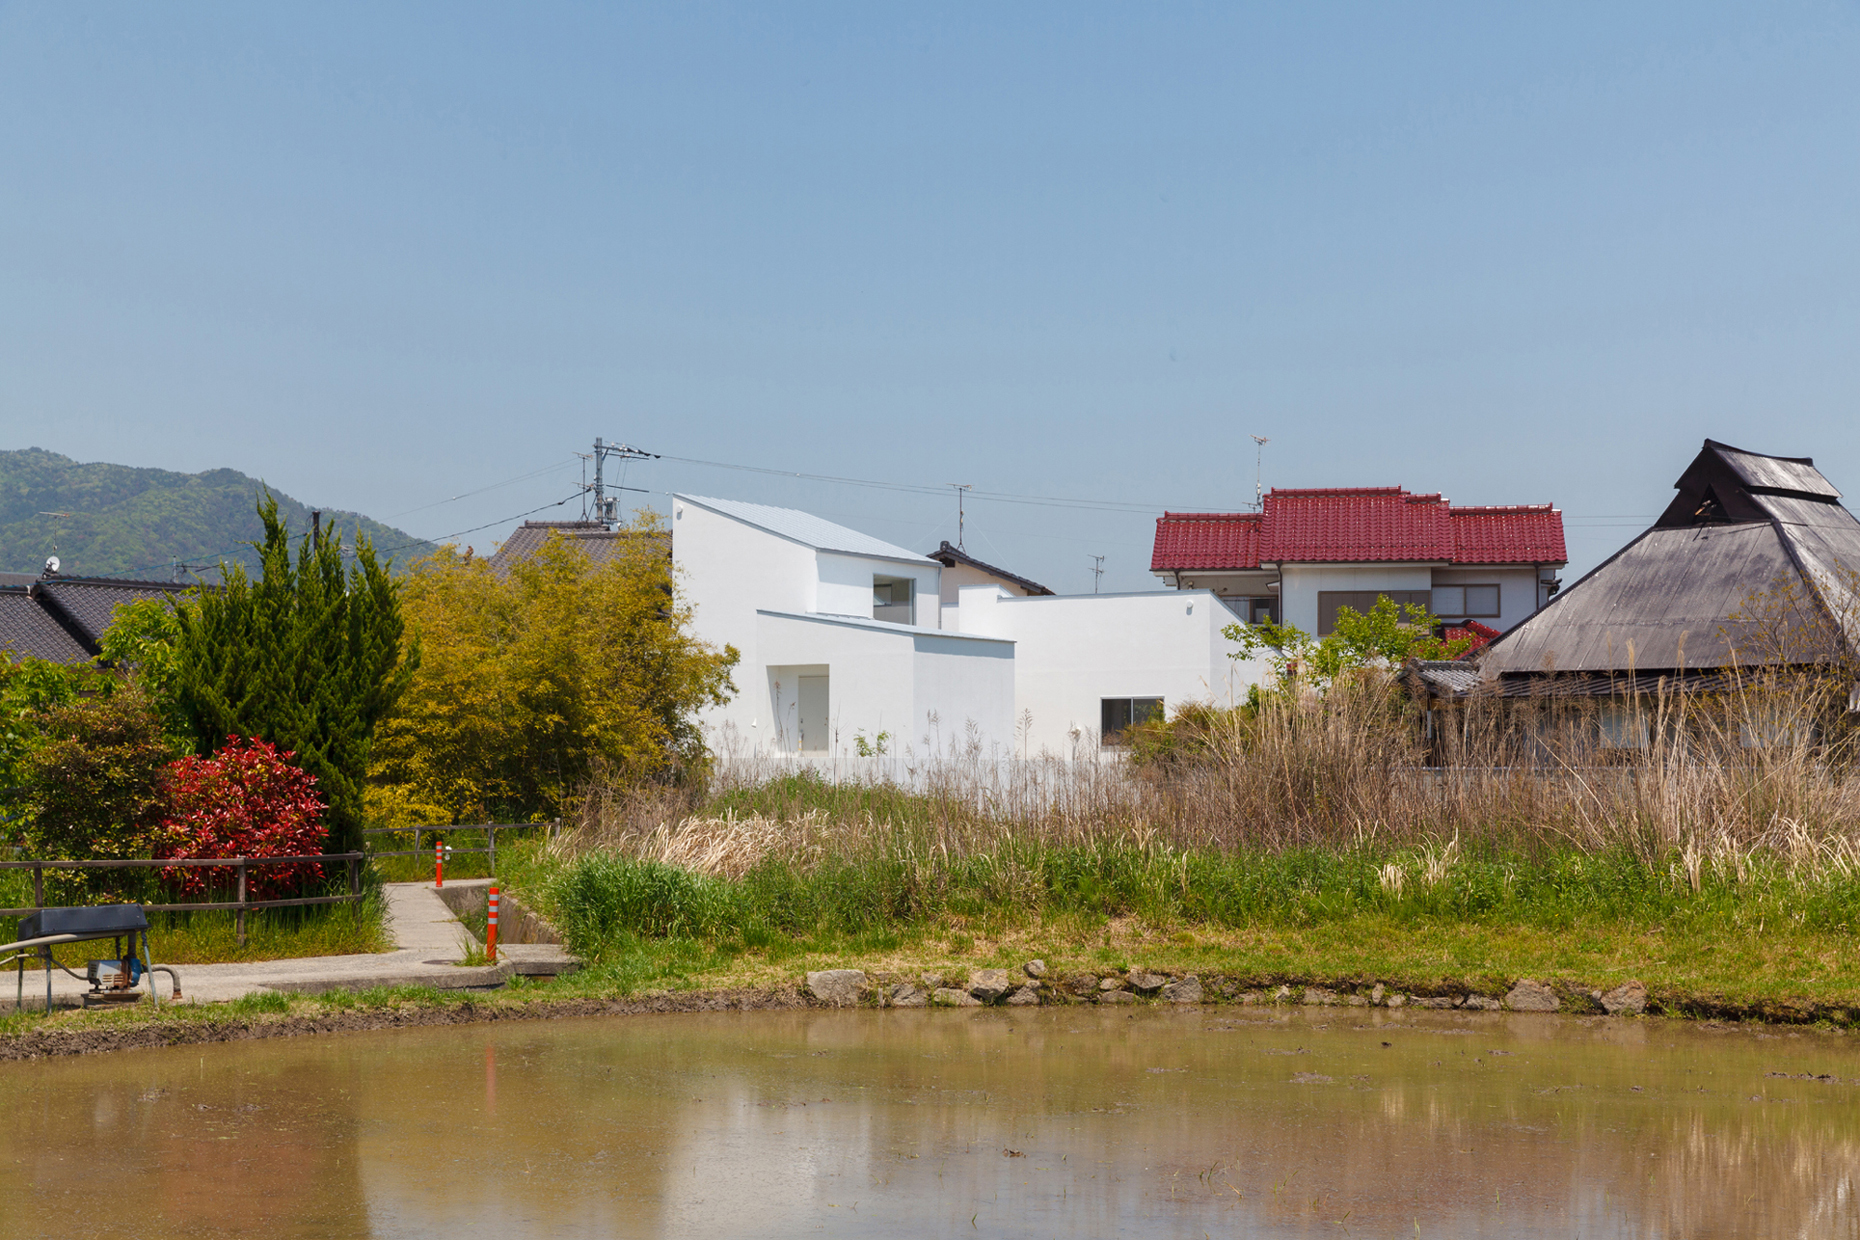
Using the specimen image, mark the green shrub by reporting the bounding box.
[20,688,174,903]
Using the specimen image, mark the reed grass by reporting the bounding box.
[501,674,1860,1007]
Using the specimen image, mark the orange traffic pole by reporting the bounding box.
[486,886,499,963]
[435,839,444,888]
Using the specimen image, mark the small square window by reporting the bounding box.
[1433,586,1465,616]
[1465,584,1500,617]
[1101,697,1163,746]
[872,575,915,624]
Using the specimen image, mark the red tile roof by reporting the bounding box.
[1145,511,1262,571]
[1151,488,1565,571]
[1444,619,1502,658]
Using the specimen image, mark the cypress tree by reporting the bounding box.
[171,494,418,855]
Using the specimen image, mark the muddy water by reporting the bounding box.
[3,1006,1858,1238]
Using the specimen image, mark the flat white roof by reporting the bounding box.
[679,495,935,564]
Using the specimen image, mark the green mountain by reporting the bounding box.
[0,448,437,580]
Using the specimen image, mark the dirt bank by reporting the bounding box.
[0,987,809,1061]
[2,967,1854,1062]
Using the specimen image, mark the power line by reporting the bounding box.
[371,492,585,556]
[381,456,581,520]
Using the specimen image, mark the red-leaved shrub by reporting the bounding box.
[158,737,327,898]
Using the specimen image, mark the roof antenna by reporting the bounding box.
[1251,436,1270,511]
[949,484,972,550]
[1090,554,1105,594]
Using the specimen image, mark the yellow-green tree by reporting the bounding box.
[367,515,736,826]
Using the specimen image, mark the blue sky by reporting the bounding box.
[3,3,1858,592]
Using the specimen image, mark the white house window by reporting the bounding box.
[1316,590,1433,635]
[1433,584,1501,618]
[1101,697,1163,746]
[873,576,915,625]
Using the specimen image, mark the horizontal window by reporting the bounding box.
[1433,584,1500,618]
[1101,697,1163,746]
[1316,590,1432,636]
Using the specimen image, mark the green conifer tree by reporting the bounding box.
[170,495,418,855]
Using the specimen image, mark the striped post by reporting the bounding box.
[486,886,499,963]
[435,839,444,888]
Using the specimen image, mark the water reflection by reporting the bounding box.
[2,1006,1857,1237]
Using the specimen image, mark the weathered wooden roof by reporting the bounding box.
[1460,439,1860,690]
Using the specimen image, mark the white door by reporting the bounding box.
[797,674,829,752]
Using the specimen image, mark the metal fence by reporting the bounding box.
[362,823,558,874]
[0,853,366,945]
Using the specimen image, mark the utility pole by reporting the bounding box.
[312,510,322,552]
[589,438,661,529]
[1251,436,1270,511]
[1090,555,1105,594]
[949,484,973,550]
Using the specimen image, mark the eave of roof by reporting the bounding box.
[756,609,1014,644]
[924,541,1052,595]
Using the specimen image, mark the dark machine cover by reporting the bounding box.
[16,905,149,940]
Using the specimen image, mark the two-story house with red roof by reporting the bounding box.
[1150,487,1567,639]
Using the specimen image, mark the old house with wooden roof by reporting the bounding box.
[1150,487,1567,636]
[1412,439,1860,703]
[486,519,667,572]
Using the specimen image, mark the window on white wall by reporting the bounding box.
[1101,697,1163,746]
[1316,591,1432,635]
[1433,585,1501,618]
[873,576,915,624]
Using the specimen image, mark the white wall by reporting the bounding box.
[911,630,1015,754]
[674,497,819,664]
[957,586,1269,757]
[1278,565,1437,634]
[1428,565,1542,633]
[756,611,1013,758]
[815,551,941,624]
[758,614,918,753]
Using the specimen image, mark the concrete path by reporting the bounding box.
[11,882,512,1010]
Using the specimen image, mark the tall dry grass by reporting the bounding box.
[555,671,1860,880]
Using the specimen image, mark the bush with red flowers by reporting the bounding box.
[158,737,327,898]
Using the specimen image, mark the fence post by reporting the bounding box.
[236,858,248,947]
[348,854,359,902]
[488,826,497,876]
[32,863,42,911]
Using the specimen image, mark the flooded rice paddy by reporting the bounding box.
[4,1005,1859,1238]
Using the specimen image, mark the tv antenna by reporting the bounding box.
[1251,436,1270,511]
[1090,554,1105,594]
[588,437,660,528]
[949,484,973,550]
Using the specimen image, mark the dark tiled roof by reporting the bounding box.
[1151,489,1565,572]
[924,541,1053,596]
[0,588,91,662]
[488,521,669,572]
[0,574,193,664]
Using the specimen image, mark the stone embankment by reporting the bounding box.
[807,963,1661,1018]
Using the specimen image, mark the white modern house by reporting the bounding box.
[673,494,1263,760]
